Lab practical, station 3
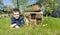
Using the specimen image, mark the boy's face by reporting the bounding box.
[13,11,20,19]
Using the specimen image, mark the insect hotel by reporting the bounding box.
[24,0,43,25]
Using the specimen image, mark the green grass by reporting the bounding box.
[0,16,60,35]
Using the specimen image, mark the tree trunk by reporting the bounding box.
[17,0,19,9]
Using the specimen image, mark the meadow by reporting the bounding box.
[0,16,60,35]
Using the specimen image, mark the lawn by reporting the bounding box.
[0,16,60,35]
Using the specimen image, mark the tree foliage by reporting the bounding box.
[11,0,27,8]
[11,0,59,13]
[39,0,58,13]
[0,0,2,4]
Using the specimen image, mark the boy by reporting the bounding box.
[10,8,24,28]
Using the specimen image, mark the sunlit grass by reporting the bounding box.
[0,16,60,35]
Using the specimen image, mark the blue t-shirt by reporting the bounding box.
[11,15,24,26]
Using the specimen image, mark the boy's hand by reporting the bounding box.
[10,24,16,28]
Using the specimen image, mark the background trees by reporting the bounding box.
[40,0,58,13]
[0,0,59,14]
[11,0,27,9]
